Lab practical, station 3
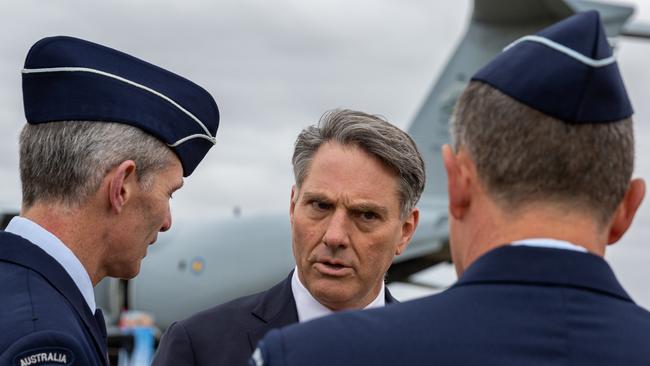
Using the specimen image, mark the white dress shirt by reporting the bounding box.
[5,216,96,312]
[511,237,587,253]
[291,267,385,323]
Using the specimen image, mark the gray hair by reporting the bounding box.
[451,81,634,225]
[292,109,425,218]
[20,121,175,208]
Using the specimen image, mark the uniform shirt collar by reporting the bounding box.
[511,237,587,253]
[291,267,385,323]
[5,216,96,312]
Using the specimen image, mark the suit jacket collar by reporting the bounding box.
[246,270,399,350]
[0,232,108,365]
[247,271,298,350]
[455,245,632,302]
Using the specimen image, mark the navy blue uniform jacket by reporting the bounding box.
[152,271,398,366]
[0,231,108,366]
[256,246,650,365]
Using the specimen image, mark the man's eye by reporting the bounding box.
[310,201,330,211]
[360,211,378,221]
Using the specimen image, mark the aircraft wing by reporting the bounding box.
[473,0,573,23]
[622,21,650,39]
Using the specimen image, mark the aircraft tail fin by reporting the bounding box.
[407,0,635,202]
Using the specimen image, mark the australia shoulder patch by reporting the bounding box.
[13,347,74,366]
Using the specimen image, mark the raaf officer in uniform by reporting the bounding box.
[251,11,650,366]
[0,36,220,365]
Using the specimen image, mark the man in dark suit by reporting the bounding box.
[153,109,425,366]
[0,36,220,365]
[252,11,650,366]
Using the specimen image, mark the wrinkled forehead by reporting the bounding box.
[298,142,401,207]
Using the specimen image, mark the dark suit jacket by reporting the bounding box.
[0,231,108,366]
[152,271,398,366]
[256,246,650,366]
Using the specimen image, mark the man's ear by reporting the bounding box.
[289,185,297,226]
[442,144,472,220]
[395,208,419,256]
[107,160,138,214]
[607,178,646,244]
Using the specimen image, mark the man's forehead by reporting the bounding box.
[309,143,398,181]
[157,157,184,189]
[301,146,400,206]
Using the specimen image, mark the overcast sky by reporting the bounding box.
[1,0,649,306]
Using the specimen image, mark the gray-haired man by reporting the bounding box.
[0,36,219,365]
[153,109,425,366]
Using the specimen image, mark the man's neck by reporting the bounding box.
[457,201,609,275]
[22,202,106,285]
[491,211,606,254]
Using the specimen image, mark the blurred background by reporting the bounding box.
[0,0,648,307]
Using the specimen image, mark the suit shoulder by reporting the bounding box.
[0,263,35,341]
[180,287,271,329]
[0,330,93,365]
[156,285,287,366]
[0,262,71,323]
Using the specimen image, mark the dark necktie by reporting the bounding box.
[94,308,109,364]
[94,308,107,339]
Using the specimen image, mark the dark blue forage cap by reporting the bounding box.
[472,10,632,123]
[22,36,220,176]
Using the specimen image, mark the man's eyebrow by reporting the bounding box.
[300,191,330,202]
[349,202,388,216]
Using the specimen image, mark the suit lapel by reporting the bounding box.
[246,271,399,350]
[247,272,298,350]
[0,232,109,365]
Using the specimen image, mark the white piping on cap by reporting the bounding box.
[503,35,616,68]
[168,133,216,147]
[22,66,217,146]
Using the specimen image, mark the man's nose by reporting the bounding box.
[160,209,172,232]
[321,209,349,249]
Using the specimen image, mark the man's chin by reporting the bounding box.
[309,280,358,307]
[111,263,142,280]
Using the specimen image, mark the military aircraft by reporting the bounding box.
[0,1,646,363]
[86,0,650,337]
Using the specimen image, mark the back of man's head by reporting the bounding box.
[20,121,174,209]
[452,10,635,226]
[452,81,634,225]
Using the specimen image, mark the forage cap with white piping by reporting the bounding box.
[22,36,219,176]
[472,10,633,123]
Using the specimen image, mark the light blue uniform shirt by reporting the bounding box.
[511,237,587,253]
[5,216,96,312]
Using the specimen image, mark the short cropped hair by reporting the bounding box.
[20,121,175,208]
[292,109,425,219]
[451,81,634,224]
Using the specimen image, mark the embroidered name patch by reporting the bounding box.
[14,347,73,366]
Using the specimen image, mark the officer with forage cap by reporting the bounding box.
[251,11,650,366]
[0,36,219,365]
